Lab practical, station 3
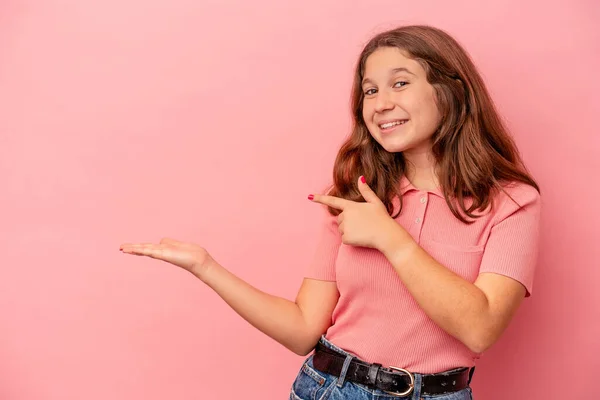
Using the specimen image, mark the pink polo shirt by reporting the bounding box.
[305,176,541,373]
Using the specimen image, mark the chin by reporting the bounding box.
[372,136,409,154]
[382,145,406,153]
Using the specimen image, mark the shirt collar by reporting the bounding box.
[399,174,444,198]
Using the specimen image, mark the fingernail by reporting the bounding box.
[360,176,366,183]
[308,194,314,200]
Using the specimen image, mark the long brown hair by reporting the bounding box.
[325,25,539,223]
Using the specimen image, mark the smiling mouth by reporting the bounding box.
[378,120,408,130]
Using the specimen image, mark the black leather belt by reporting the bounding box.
[313,342,474,396]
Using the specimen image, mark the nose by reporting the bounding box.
[374,89,394,113]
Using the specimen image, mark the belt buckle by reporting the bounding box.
[382,366,415,397]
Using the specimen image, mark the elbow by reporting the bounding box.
[288,335,320,356]
[290,342,317,356]
[467,339,492,354]
[293,346,314,356]
[465,329,498,354]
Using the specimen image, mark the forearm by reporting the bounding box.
[194,260,317,355]
[380,227,493,353]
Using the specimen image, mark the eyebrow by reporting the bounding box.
[362,67,416,86]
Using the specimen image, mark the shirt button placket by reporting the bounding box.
[415,193,427,241]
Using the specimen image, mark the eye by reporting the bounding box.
[394,81,408,88]
[364,88,377,96]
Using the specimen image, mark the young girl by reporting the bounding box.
[120,25,541,400]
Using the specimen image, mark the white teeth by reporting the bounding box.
[379,120,406,129]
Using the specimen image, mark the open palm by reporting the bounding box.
[119,238,212,274]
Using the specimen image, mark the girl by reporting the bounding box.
[120,25,541,400]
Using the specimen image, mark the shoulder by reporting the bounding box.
[491,181,541,223]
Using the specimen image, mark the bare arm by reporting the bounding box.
[378,191,540,353]
[199,261,338,355]
[381,237,525,353]
[120,238,339,355]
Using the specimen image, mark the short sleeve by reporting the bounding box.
[479,184,542,297]
[304,209,342,281]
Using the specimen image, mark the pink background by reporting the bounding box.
[1,0,598,399]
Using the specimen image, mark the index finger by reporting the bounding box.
[309,194,348,210]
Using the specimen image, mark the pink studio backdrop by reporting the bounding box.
[1,0,598,399]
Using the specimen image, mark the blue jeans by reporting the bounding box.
[290,336,474,400]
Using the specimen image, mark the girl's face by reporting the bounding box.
[361,47,441,157]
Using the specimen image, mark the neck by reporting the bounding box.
[403,151,438,191]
